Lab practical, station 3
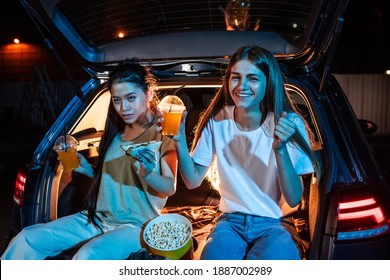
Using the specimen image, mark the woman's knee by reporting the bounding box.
[200,229,246,260]
[248,231,300,260]
[15,224,51,244]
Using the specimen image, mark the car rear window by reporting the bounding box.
[57,0,314,47]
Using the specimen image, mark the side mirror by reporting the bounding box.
[358,119,377,136]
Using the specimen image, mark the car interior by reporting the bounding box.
[46,84,320,260]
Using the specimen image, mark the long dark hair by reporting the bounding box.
[83,59,158,228]
[193,46,322,187]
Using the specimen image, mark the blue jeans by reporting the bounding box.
[200,212,301,260]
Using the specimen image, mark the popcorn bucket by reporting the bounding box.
[143,214,193,260]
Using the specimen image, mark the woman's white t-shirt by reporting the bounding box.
[192,106,314,218]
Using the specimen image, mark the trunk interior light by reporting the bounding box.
[337,195,389,241]
[13,170,26,206]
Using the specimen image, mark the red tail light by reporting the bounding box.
[337,193,389,240]
[13,168,27,207]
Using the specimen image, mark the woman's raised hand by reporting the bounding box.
[155,108,187,142]
[273,111,297,150]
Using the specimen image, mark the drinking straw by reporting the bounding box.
[64,123,67,152]
[169,85,185,113]
[168,95,173,113]
[174,84,185,95]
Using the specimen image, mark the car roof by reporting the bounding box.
[21,0,349,71]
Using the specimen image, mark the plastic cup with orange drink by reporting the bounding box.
[158,95,186,136]
[53,135,79,171]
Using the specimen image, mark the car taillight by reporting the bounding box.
[337,193,389,241]
[13,168,26,207]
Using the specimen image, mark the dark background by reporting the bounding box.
[333,0,389,74]
[1,1,389,74]
[1,0,390,253]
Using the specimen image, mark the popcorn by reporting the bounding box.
[145,220,191,250]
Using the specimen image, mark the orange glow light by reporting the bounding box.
[118,32,125,38]
[13,38,20,44]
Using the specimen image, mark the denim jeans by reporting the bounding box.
[200,212,301,260]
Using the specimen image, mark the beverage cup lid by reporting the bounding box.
[53,135,78,151]
[158,95,186,113]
